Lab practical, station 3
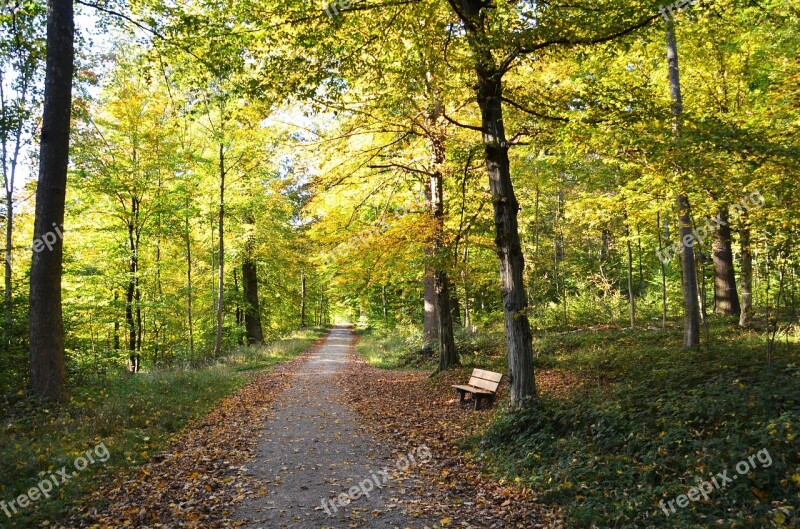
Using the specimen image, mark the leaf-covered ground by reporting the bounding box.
[67,334,330,528]
[54,326,578,529]
[334,337,577,528]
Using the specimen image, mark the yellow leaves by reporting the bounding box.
[440,517,453,526]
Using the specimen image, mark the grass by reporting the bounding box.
[0,326,327,529]
[355,324,432,369]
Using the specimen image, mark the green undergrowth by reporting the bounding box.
[0,326,327,529]
[476,322,800,528]
[360,319,800,527]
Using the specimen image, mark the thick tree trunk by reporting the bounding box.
[213,143,225,356]
[458,3,536,403]
[665,18,700,347]
[28,0,74,400]
[712,206,741,316]
[739,221,753,327]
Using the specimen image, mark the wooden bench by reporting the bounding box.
[452,369,503,410]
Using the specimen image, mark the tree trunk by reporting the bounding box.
[657,213,668,328]
[113,290,120,350]
[462,244,471,332]
[242,222,264,344]
[233,268,243,346]
[712,206,741,316]
[213,143,225,356]
[665,17,700,347]
[28,0,74,400]
[125,215,140,373]
[626,225,636,328]
[423,179,438,347]
[739,221,753,327]
[185,201,195,360]
[427,107,458,370]
[300,269,306,327]
[458,1,536,404]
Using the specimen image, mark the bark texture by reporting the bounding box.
[457,0,536,404]
[712,207,741,316]
[29,0,74,400]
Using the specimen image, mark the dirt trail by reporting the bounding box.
[234,326,431,529]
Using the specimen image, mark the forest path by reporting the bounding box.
[233,326,431,529]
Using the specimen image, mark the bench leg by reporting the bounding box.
[459,390,466,404]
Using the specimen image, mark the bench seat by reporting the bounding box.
[452,369,503,410]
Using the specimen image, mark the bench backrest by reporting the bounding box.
[468,369,503,393]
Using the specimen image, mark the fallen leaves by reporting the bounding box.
[334,338,569,528]
[64,335,328,528]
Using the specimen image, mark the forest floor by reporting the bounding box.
[65,326,561,529]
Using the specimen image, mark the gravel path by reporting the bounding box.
[234,326,431,529]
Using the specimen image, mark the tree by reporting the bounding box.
[29,0,74,400]
[665,16,701,348]
[0,0,44,317]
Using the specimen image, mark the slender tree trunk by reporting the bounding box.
[213,143,225,356]
[458,2,536,404]
[125,212,140,373]
[2,36,31,330]
[423,180,438,347]
[113,290,120,350]
[712,206,741,316]
[665,17,700,347]
[300,269,306,327]
[626,224,636,328]
[427,108,457,370]
[530,186,540,308]
[28,0,74,400]
[462,244,471,332]
[450,284,462,328]
[739,220,753,327]
[4,188,12,307]
[242,219,264,345]
[185,201,195,360]
[657,213,668,328]
[233,268,243,346]
[381,285,387,320]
